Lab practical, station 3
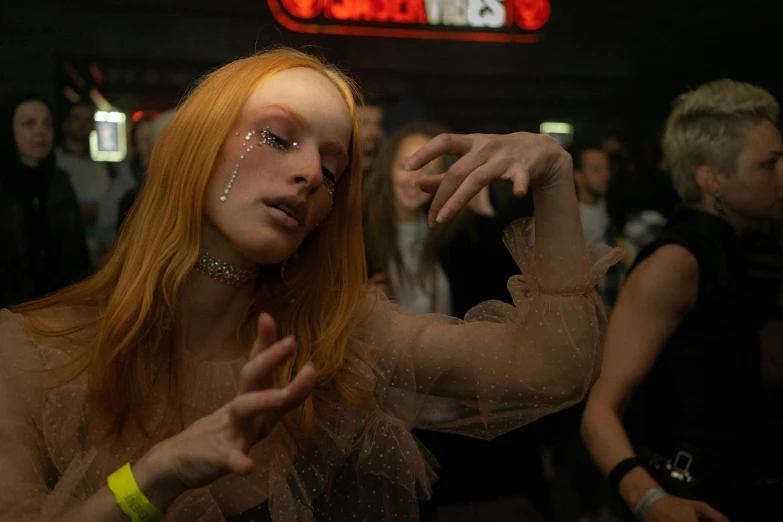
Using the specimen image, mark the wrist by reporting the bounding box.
[619,466,660,509]
[131,444,189,511]
[633,487,670,521]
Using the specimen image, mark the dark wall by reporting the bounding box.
[2,0,780,145]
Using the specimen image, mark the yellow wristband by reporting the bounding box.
[107,462,163,522]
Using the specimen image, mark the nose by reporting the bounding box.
[291,149,324,193]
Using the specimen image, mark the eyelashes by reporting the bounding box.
[252,126,338,196]
[259,127,297,151]
[322,168,336,197]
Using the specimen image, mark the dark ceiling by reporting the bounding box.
[3,0,781,148]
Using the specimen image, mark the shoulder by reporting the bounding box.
[349,290,396,332]
[0,308,31,343]
[626,244,699,313]
[0,306,96,363]
[49,168,80,200]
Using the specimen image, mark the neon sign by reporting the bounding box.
[268,0,551,43]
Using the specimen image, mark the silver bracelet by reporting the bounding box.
[633,486,670,521]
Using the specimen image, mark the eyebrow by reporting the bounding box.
[261,104,350,167]
[762,151,783,161]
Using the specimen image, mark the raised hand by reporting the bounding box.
[405,132,570,226]
[150,313,317,491]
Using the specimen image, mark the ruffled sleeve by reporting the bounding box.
[350,218,622,439]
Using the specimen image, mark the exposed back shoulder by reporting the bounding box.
[627,244,700,315]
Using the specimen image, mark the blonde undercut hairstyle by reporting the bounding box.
[663,79,779,202]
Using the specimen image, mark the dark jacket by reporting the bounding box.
[0,164,92,308]
[1,94,91,309]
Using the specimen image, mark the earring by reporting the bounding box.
[714,190,724,216]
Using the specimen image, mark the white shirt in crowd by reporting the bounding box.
[96,163,138,252]
[55,147,111,210]
[579,199,611,244]
[55,147,112,268]
[388,216,452,316]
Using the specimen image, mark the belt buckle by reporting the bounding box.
[666,450,694,483]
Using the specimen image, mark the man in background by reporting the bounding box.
[55,101,111,267]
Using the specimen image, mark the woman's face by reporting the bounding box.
[13,100,53,167]
[719,120,783,222]
[392,134,439,216]
[203,67,353,266]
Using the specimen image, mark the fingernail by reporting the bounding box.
[278,388,289,398]
[436,207,453,224]
[403,158,416,171]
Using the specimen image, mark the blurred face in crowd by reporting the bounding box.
[575,148,610,202]
[601,136,624,155]
[713,120,783,222]
[134,119,153,167]
[357,105,384,170]
[13,100,54,168]
[64,104,95,142]
[392,133,440,221]
[203,67,352,265]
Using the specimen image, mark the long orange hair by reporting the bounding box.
[13,48,368,441]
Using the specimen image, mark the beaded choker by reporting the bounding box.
[194,252,257,286]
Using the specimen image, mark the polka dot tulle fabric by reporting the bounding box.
[0,220,620,521]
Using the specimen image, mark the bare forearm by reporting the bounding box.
[532,175,590,291]
[53,449,185,522]
[581,403,661,507]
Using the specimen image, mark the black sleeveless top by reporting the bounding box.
[628,208,781,479]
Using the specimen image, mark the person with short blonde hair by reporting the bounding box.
[664,79,779,203]
[583,78,783,521]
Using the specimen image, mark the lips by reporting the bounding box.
[263,194,306,228]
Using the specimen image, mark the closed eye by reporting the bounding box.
[322,167,336,183]
[266,132,291,150]
[762,157,781,171]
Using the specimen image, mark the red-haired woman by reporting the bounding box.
[0,48,619,521]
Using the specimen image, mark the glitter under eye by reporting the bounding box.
[219,127,302,203]
[258,126,299,151]
[324,177,336,197]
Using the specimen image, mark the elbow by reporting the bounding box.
[580,395,602,441]
[549,342,604,402]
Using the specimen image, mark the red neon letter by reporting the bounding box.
[280,0,324,19]
[514,0,550,31]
